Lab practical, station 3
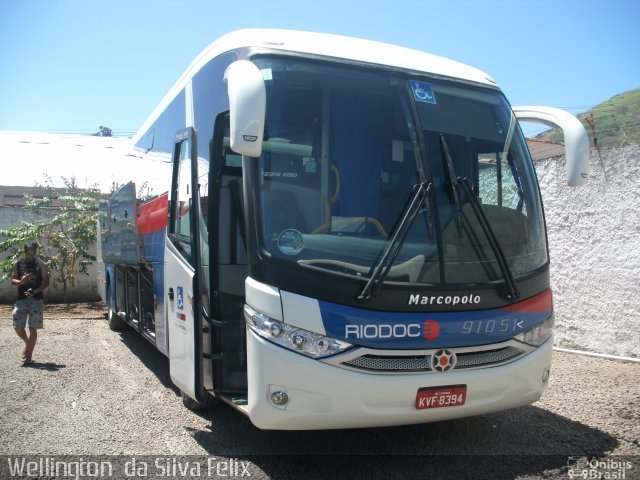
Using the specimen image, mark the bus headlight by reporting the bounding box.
[515,314,554,346]
[244,304,352,358]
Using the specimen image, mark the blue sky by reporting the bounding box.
[0,0,638,137]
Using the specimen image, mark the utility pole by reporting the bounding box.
[585,114,597,149]
[585,113,607,182]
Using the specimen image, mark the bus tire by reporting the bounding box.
[181,390,218,411]
[107,283,126,331]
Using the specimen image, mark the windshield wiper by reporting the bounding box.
[440,134,463,237]
[439,135,520,301]
[459,178,519,300]
[357,180,432,303]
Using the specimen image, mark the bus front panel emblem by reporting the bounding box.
[433,349,457,372]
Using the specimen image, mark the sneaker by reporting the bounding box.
[22,349,34,364]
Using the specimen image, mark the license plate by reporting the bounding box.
[415,385,467,410]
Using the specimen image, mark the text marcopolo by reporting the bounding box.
[408,293,481,306]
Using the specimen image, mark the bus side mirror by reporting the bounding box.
[224,60,266,158]
[513,106,590,187]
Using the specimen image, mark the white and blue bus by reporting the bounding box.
[98,29,589,430]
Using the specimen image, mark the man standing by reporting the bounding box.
[11,242,49,364]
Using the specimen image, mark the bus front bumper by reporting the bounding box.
[246,330,552,430]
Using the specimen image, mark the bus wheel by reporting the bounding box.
[181,390,218,411]
[107,284,126,331]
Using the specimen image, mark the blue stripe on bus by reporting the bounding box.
[318,300,551,349]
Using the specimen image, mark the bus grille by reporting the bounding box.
[340,346,525,373]
[456,346,524,368]
[345,355,433,372]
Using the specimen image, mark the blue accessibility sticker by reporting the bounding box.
[177,286,184,310]
[410,80,437,104]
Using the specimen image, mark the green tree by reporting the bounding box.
[0,175,102,303]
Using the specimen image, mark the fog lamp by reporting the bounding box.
[270,390,290,406]
[542,366,551,383]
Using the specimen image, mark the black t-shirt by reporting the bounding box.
[16,257,44,300]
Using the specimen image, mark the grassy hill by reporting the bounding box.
[535,87,640,148]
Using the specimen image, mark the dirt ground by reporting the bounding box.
[0,301,107,319]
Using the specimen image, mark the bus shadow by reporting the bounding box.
[115,327,179,396]
[189,404,618,479]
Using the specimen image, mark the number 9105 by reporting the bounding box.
[461,318,523,335]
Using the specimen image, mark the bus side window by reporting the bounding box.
[169,135,193,264]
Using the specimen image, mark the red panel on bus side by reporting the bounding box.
[138,193,169,235]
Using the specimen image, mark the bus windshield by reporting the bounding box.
[252,57,547,290]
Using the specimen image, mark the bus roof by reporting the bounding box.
[133,29,498,144]
[200,29,496,85]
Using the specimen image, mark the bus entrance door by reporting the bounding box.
[166,128,207,406]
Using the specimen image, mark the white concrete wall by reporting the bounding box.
[0,207,100,304]
[536,144,640,358]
